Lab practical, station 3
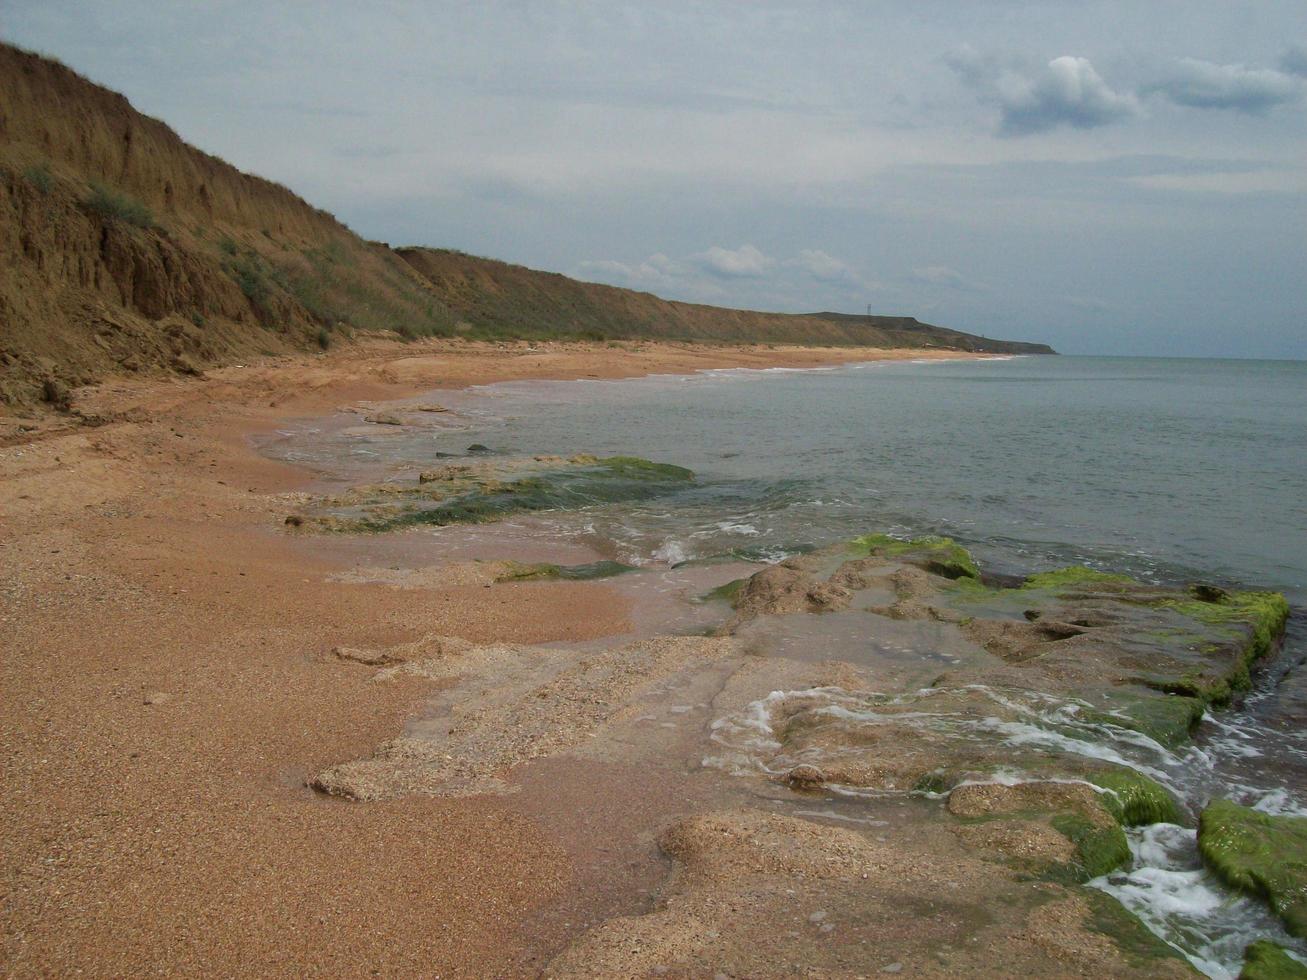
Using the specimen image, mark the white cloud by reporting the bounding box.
[1150,58,1301,113]
[574,244,878,309]
[689,243,774,279]
[948,48,1139,136]
[790,248,861,284]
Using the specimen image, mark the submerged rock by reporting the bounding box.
[285,453,696,533]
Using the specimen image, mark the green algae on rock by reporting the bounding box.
[702,576,748,605]
[286,454,695,533]
[1020,566,1135,592]
[1049,812,1132,881]
[1241,940,1307,980]
[847,533,980,579]
[1198,800,1307,939]
[1086,768,1184,827]
[1082,889,1199,974]
[492,559,637,583]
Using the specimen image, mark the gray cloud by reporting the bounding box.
[996,56,1139,136]
[949,48,1139,136]
[1283,45,1307,77]
[910,265,992,293]
[1150,58,1301,113]
[790,249,869,287]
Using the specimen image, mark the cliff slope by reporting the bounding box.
[397,248,1054,353]
[0,44,1051,408]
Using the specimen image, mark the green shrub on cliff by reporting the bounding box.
[23,162,53,194]
[84,181,153,228]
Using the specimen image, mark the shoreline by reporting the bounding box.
[7,338,1295,977]
[0,338,1001,976]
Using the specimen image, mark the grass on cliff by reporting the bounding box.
[84,181,153,228]
[23,162,53,194]
[284,241,457,340]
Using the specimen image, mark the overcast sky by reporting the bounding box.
[5,2,1305,356]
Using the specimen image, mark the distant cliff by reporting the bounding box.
[397,249,1056,354]
[0,43,1052,407]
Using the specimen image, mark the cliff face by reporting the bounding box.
[0,43,1051,408]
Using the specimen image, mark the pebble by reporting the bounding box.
[808,910,827,923]
[881,964,904,974]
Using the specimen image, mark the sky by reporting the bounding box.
[4,1,1305,357]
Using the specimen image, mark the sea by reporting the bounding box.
[268,353,1307,976]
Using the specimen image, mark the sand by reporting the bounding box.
[1,339,998,976]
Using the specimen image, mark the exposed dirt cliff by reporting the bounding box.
[0,43,1052,408]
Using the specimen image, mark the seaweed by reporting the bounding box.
[1087,768,1184,827]
[1241,940,1307,980]
[1020,566,1134,591]
[847,533,980,580]
[1049,812,1132,881]
[1083,890,1197,971]
[1198,800,1307,938]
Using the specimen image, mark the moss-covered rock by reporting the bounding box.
[1083,890,1199,973]
[1049,812,1132,880]
[597,455,695,481]
[1198,800,1307,938]
[1020,566,1134,592]
[1088,768,1185,827]
[494,559,636,583]
[847,533,980,580]
[1164,591,1290,664]
[1079,695,1206,750]
[1241,940,1307,980]
[702,576,748,605]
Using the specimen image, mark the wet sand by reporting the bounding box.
[1,339,996,976]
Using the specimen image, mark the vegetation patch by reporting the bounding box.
[1241,940,1307,980]
[1020,566,1134,592]
[702,576,748,605]
[493,560,636,583]
[23,162,53,194]
[1087,768,1184,827]
[1198,800,1307,938]
[1082,889,1196,971]
[83,181,153,228]
[292,455,695,534]
[1049,812,1131,881]
[847,533,980,580]
[1079,695,1206,749]
[1163,591,1290,664]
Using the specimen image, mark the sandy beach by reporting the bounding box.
[2,339,996,976]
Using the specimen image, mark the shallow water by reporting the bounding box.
[265,354,1307,976]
